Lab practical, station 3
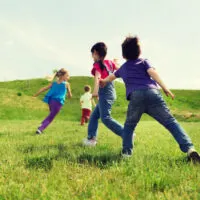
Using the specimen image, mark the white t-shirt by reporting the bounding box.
[80,92,92,110]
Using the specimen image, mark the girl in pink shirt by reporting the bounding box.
[83,42,123,146]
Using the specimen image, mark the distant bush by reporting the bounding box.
[17,92,22,96]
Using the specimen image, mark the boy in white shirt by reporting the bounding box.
[80,85,96,125]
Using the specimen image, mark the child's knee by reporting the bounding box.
[101,116,111,125]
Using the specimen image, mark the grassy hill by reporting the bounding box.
[0,77,200,199]
[0,77,200,122]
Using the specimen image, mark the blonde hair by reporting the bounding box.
[46,68,69,82]
[53,68,69,80]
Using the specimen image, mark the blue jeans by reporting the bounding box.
[88,82,123,139]
[123,89,194,153]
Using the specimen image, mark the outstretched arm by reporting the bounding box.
[147,68,175,99]
[99,74,117,88]
[33,83,52,97]
[66,83,72,98]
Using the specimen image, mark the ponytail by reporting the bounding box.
[51,68,69,81]
[98,60,106,71]
[52,70,58,80]
[91,42,108,72]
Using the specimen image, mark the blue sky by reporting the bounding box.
[0,0,200,89]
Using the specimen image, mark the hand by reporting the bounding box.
[92,93,98,98]
[99,79,107,88]
[163,88,175,100]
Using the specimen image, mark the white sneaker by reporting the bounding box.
[187,148,200,163]
[36,129,42,135]
[83,138,97,147]
[121,149,133,158]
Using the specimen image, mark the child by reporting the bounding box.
[80,85,96,126]
[100,36,200,162]
[83,42,124,146]
[33,68,72,134]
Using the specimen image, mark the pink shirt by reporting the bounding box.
[91,60,117,79]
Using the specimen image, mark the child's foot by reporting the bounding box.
[121,149,133,158]
[83,138,97,147]
[187,149,200,163]
[36,129,42,135]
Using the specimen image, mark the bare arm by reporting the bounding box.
[66,83,72,98]
[80,97,83,106]
[99,74,117,88]
[147,68,174,99]
[33,83,52,97]
[92,71,101,97]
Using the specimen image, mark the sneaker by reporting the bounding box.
[121,149,133,158]
[83,138,97,147]
[36,129,42,135]
[188,149,200,163]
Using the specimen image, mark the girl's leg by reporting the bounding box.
[99,98,124,138]
[87,105,100,139]
[146,90,194,153]
[39,100,62,132]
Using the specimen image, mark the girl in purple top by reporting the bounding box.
[100,36,200,163]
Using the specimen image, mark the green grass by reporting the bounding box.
[0,77,200,199]
[0,77,200,121]
[0,120,200,199]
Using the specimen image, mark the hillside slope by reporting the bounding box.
[0,77,200,121]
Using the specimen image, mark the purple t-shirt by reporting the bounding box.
[114,58,158,100]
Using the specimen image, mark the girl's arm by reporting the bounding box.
[66,82,72,98]
[147,68,174,99]
[33,83,52,97]
[99,74,117,88]
[92,71,101,97]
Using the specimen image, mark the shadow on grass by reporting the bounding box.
[19,144,63,154]
[25,156,53,171]
[23,143,122,171]
[77,152,122,169]
[24,144,68,171]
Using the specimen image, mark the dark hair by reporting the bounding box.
[84,85,91,92]
[91,42,107,71]
[122,36,141,60]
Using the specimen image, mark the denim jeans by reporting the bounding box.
[123,89,194,153]
[88,82,123,139]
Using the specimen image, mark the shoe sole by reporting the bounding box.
[122,154,132,158]
[36,131,42,135]
[188,152,200,163]
[83,142,97,147]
